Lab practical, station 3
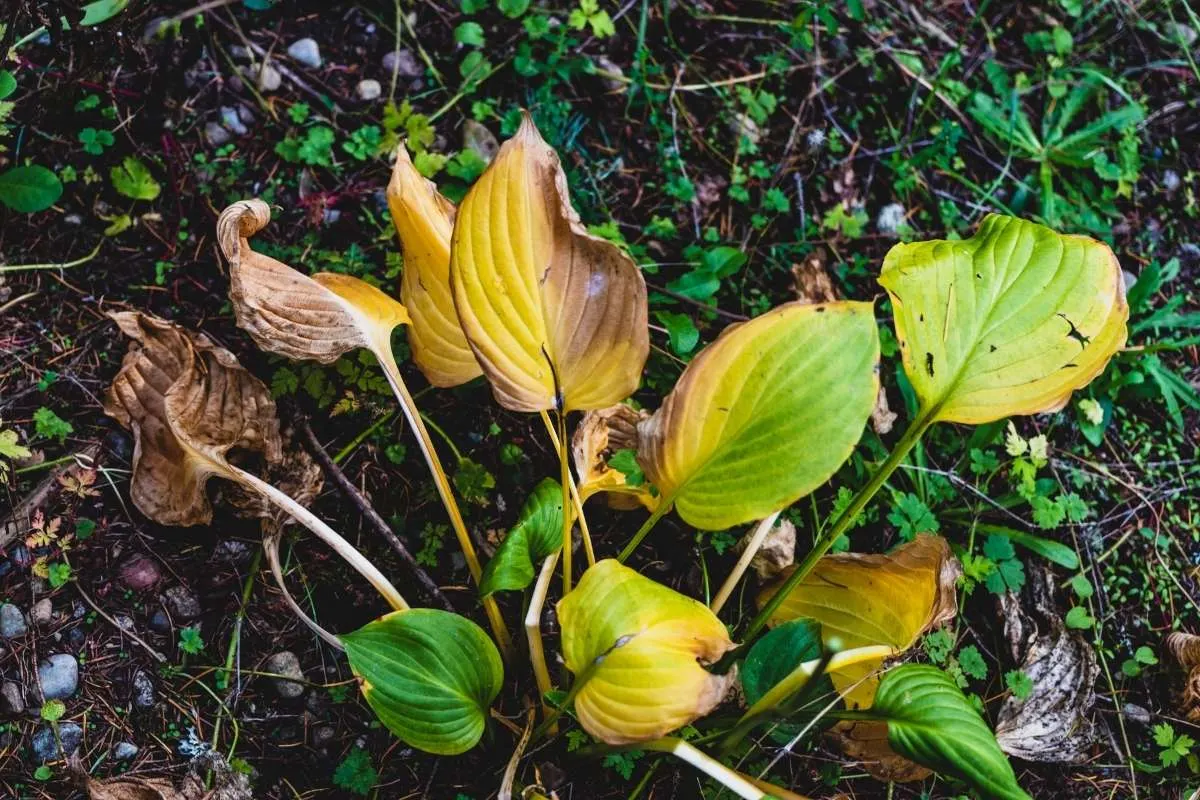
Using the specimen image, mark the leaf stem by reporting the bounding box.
[710,512,781,615]
[557,410,574,594]
[641,738,769,800]
[524,552,559,729]
[739,412,936,644]
[539,409,594,566]
[377,352,515,660]
[616,501,671,563]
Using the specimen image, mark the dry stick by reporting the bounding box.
[298,418,453,612]
[538,410,594,566]
[74,578,167,663]
[376,357,515,659]
[525,552,560,730]
[710,512,781,615]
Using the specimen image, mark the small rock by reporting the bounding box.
[205,122,231,147]
[287,38,322,69]
[119,555,162,592]
[322,208,342,226]
[0,682,24,715]
[220,106,248,136]
[31,599,52,627]
[254,61,282,93]
[729,112,760,147]
[382,48,421,78]
[355,78,382,102]
[0,603,27,639]
[312,725,336,747]
[38,653,79,700]
[1166,21,1198,48]
[131,669,156,709]
[148,609,171,633]
[212,540,252,565]
[463,119,500,163]
[264,651,305,699]
[162,586,201,621]
[229,45,251,61]
[238,104,255,125]
[876,202,907,237]
[1163,169,1182,193]
[112,613,135,631]
[32,722,82,763]
[593,55,627,94]
[1123,703,1152,725]
[113,741,140,761]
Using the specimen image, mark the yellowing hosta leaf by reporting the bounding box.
[219,199,410,363]
[450,114,648,412]
[880,215,1127,424]
[103,312,282,526]
[341,609,503,755]
[758,534,959,708]
[557,559,734,744]
[638,301,879,530]
[387,145,482,387]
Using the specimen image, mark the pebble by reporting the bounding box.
[220,106,248,136]
[162,586,201,621]
[32,722,82,763]
[312,725,336,747]
[382,48,421,78]
[212,540,252,565]
[31,599,52,627]
[287,38,322,69]
[729,112,760,147]
[355,78,382,102]
[1167,21,1198,48]
[1123,703,1152,725]
[205,122,231,147]
[264,651,305,699]
[255,61,282,93]
[119,555,162,592]
[113,741,139,761]
[148,609,171,633]
[38,653,79,700]
[112,613,135,631]
[1163,169,1182,193]
[463,119,499,163]
[0,682,24,714]
[593,55,627,94]
[0,603,27,639]
[322,208,342,225]
[131,669,156,709]
[876,202,907,237]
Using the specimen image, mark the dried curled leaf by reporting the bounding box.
[571,403,656,511]
[387,145,482,387]
[736,516,795,581]
[1169,632,1200,722]
[84,776,187,800]
[758,534,960,709]
[450,113,649,412]
[224,425,322,531]
[557,559,734,744]
[828,721,933,783]
[103,312,281,526]
[219,199,410,364]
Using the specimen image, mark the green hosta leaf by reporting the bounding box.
[479,479,563,595]
[340,609,503,755]
[0,165,63,213]
[639,301,879,530]
[880,215,1127,424]
[871,665,1032,800]
[741,618,835,742]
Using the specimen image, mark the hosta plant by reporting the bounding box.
[103,114,1126,799]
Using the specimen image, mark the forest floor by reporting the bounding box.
[1,1,1199,798]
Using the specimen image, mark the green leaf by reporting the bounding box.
[340,609,503,755]
[740,618,834,741]
[333,745,377,796]
[0,165,63,213]
[639,301,879,530]
[497,0,530,17]
[0,428,31,461]
[80,0,129,26]
[980,525,1079,569]
[41,699,66,722]
[454,21,485,47]
[479,479,564,595]
[1005,669,1033,700]
[872,665,1032,800]
[1064,605,1095,630]
[655,311,700,355]
[110,157,161,201]
[957,645,988,680]
[33,407,73,443]
[0,71,16,100]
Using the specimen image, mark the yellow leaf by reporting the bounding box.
[880,215,1127,424]
[450,113,648,412]
[557,560,734,744]
[638,301,879,530]
[387,145,482,387]
[757,534,960,708]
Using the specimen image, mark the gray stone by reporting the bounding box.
[131,669,156,709]
[31,598,52,627]
[220,106,248,136]
[254,61,282,93]
[312,725,336,747]
[876,202,907,237]
[38,654,79,700]
[229,45,251,61]
[32,722,82,763]
[162,586,201,621]
[212,540,252,565]
[119,555,162,592]
[322,208,342,226]
[1123,703,1152,725]
[205,122,231,147]
[1166,21,1198,48]
[112,614,135,632]
[287,38,322,69]
[0,603,27,639]
[355,78,382,102]
[0,682,24,715]
[113,741,139,761]
[264,651,305,698]
[148,609,171,633]
[382,48,421,78]
[1163,169,1182,193]
[463,119,499,163]
[729,112,760,147]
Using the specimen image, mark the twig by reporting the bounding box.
[0,242,102,273]
[75,579,167,663]
[298,418,453,611]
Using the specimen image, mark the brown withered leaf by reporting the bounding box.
[219,199,410,365]
[1168,632,1200,721]
[828,720,933,783]
[790,252,838,305]
[570,403,656,511]
[735,516,795,581]
[103,312,281,526]
[84,776,187,800]
[224,425,322,527]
